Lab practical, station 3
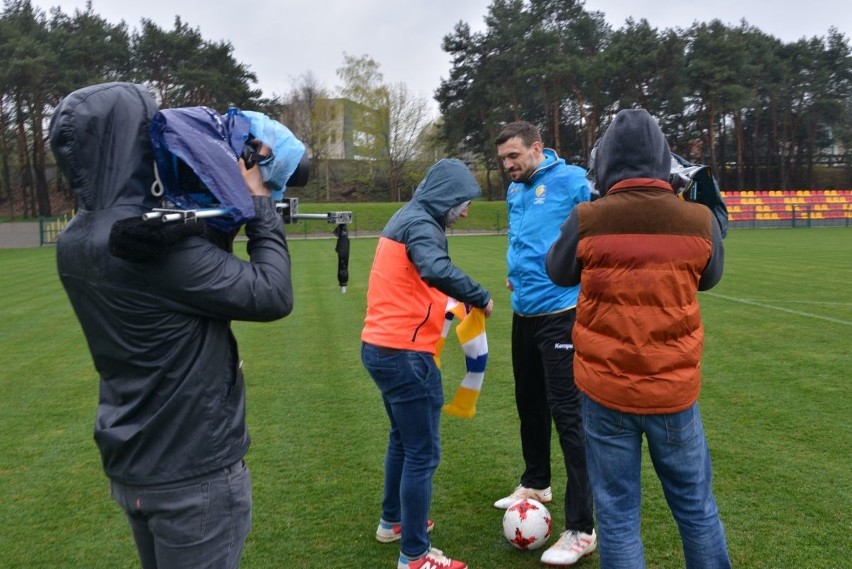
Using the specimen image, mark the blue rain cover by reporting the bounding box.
[242,111,306,201]
[150,106,254,232]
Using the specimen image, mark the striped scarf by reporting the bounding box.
[436,298,488,418]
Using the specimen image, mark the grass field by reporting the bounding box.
[1,228,850,568]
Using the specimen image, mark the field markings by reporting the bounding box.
[705,292,852,327]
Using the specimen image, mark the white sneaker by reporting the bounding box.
[540,530,597,566]
[376,518,434,543]
[493,484,553,509]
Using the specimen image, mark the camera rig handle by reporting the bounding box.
[138,199,353,294]
[275,198,353,293]
[274,198,352,225]
[142,207,232,223]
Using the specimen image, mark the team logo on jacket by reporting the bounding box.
[534,184,547,204]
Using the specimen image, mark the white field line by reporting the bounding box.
[705,292,852,327]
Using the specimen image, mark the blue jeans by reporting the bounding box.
[362,342,442,559]
[110,460,252,569]
[581,394,731,569]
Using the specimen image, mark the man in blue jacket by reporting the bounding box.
[50,82,293,569]
[494,121,596,566]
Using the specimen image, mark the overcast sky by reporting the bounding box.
[29,0,851,112]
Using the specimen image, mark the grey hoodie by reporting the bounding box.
[595,108,672,195]
[51,82,293,484]
[381,159,490,307]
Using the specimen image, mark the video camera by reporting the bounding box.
[138,105,354,291]
[669,153,729,238]
[241,133,311,188]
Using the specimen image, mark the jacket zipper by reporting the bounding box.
[411,303,432,342]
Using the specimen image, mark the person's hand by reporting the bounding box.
[240,157,269,197]
[483,298,494,318]
[239,140,272,197]
[506,278,513,291]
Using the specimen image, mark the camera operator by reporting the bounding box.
[545,108,729,569]
[50,82,293,569]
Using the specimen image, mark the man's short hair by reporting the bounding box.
[495,121,542,147]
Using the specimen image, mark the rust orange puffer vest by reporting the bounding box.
[574,184,714,414]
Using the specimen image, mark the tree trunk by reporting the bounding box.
[750,108,761,188]
[707,100,719,182]
[30,101,52,217]
[15,99,34,218]
[0,99,13,219]
[734,110,745,190]
[718,111,727,189]
[779,106,790,190]
[805,117,817,189]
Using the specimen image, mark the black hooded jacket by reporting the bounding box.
[51,82,293,484]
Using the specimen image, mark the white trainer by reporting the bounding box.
[376,518,434,543]
[540,529,597,566]
[493,484,553,509]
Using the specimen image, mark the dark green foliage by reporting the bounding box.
[437,1,852,194]
[0,0,265,220]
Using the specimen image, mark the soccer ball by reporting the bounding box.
[502,498,552,550]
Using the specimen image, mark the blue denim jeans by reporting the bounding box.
[581,394,731,569]
[362,342,443,559]
[110,459,252,569]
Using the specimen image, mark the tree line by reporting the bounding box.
[2,0,851,218]
[0,0,435,217]
[0,0,267,218]
[436,0,852,197]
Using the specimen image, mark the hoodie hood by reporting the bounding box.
[595,109,671,195]
[49,82,159,211]
[411,159,481,223]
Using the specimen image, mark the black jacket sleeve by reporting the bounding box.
[545,210,583,287]
[698,215,725,291]
[147,196,293,321]
[406,221,491,308]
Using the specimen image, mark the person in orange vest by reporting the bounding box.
[361,159,494,569]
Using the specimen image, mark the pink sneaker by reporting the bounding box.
[398,547,467,569]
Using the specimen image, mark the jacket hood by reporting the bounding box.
[595,109,671,195]
[412,159,481,222]
[49,82,159,211]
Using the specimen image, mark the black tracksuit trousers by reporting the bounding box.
[512,308,595,533]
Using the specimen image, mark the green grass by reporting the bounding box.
[1,228,850,568]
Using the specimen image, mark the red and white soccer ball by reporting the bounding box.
[502,498,553,550]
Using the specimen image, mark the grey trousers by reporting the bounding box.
[110,459,252,569]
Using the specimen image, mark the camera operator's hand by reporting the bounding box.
[240,153,270,197]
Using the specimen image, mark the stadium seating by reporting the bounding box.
[722,189,851,223]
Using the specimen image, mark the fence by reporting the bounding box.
[39,213,74,245]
